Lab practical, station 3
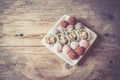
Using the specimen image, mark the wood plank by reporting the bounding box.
[0,34,118,46]
[0,45,117,55]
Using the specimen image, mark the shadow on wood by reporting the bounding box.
[77,18,102,66]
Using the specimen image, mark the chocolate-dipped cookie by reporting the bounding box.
[68,16,76,25]
[62,45,77,59]
[75,46,84,55]
[60,20,69,28]
[68,50,78,59]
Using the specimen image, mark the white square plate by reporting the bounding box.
[41,15,97,66]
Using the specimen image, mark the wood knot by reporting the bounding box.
[15,33,24,37]
[19,33,24,37]
[104,33,109,37]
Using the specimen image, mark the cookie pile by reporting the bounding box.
[45,16,90,59]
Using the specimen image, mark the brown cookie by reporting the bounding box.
[75,46,84,55]
[45,36,56,44]
[68,32,77,41]
[68,50,78,59]
[60,20,69,28]
[68,16,77,25]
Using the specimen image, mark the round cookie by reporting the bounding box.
[68,16,77,25]
[79,40,89,48]
[53,43,63,52]
[60,20,69,28]
[70,41,79,50]
[75,46,84,55]
[68,50,78,59]
[62,45,71,54]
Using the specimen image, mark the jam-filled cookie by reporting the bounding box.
[78,30,89,40]
[60,20,69,28]
[68,31,78,41]
[58,34,69,45]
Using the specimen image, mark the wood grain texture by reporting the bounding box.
[0,0,120,80]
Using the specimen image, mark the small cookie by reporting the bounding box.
[45,36,56,44]
[79,30,89,40]
[60,20,69,28]
[62,45,71,54]
[59,35,69,44]
[79,40,89,48]
[53,43,63,52]
[66,25,74,31]
[68,16,77,25]
[68,50,78,59]
[75,23,85,30]
[70,41,79,50]
[68,31,77,41]
[75,46,84,55]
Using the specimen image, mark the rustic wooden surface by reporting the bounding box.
[0,0,120,80]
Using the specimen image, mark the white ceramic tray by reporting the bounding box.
[41,15,97,66]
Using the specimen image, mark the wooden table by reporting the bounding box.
[0,0,120,80]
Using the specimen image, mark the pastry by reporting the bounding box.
[79,40,89,48]
[79,30,89,40]
[62,45,71,54]
[68,16,76,25]
[66,25,74,31]
[68,50,78,59]
[62,45,77,59]
[59,35,69,44]
[60,20,69,28]
[70,41,84,55]
[45,35,57,44]
[68,31,77,41]
[75,23,84,30]
[53,42,63,52]
[75,46,84,55]
[70,41,79,50]
[58,26,66,33]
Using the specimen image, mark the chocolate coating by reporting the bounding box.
[75,46,84,55]
[68,50,77,59]
[68,16,77,25]
[60,20,69,28]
